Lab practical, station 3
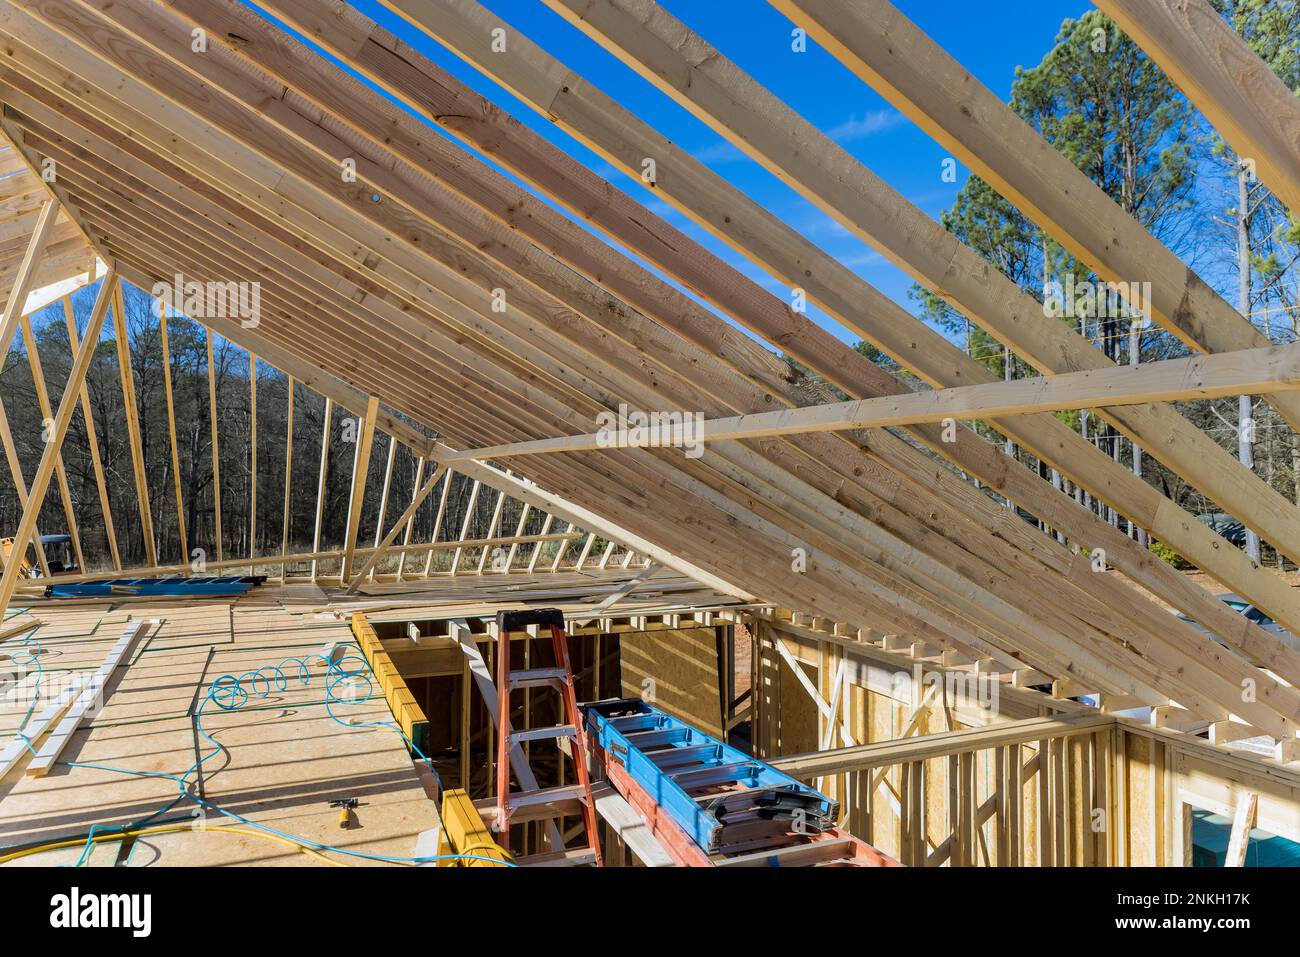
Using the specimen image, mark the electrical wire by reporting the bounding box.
[0,612,45,757]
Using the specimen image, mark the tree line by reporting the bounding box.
[0,280,539,576]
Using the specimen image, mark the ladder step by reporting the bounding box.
[508,783,589,811]
[625,727,692,748]
[647,743,724,769]
[478,785,587,827]
[510,724,577,744]
[509,667,569,689]
[672,761,764,790]
[517,847,599,867]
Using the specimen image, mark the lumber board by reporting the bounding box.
[770,713,1113,778]
[457,340,1300,459]
[24,618,150,777]
[0,673,86,780]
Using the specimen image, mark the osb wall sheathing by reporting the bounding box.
[776,654,819,755]
[619,627,724,738]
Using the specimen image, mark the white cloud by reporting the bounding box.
[827,109,904,143]
[693,140,747,163]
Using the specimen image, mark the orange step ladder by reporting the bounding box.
[494,608,603,866]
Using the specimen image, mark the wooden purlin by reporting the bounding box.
[0,3,1294,728]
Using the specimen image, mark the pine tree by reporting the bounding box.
[913,9,1195,537]
[1208,0,1300,563]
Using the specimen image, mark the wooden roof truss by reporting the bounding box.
[0,0,1297,759]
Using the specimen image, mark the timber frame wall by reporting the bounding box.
[0,0,1298,846]
[742,610,1300,867]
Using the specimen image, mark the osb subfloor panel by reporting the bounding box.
[0,598,438,866]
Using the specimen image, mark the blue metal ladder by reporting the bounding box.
[584,697,838,855]
[45,575,266,598]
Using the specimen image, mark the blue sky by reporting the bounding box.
[293,1,1103,347]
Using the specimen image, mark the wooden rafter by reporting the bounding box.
[772,0,1300,429]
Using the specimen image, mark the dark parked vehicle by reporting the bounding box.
[0,533,79,577]
[1175,593,1300,668]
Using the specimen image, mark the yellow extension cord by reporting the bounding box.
[0,823,349,867]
